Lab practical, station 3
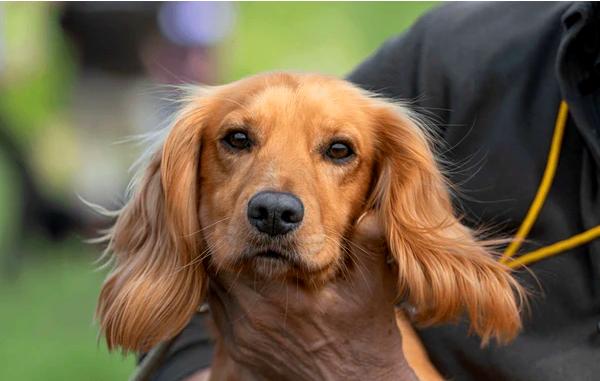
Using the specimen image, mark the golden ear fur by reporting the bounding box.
[96,98,210,352]
[368,101,524,344]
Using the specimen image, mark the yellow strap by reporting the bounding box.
[500,101,600,268]
[500,101,569,263]
[506,225,600,268]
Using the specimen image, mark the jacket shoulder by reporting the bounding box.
[415,2,570,45]
[349,2,570,103]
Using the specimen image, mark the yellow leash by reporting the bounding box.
[500,101,600,269]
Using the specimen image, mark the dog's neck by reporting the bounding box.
[206,309,432,381]
[209,338,259,381]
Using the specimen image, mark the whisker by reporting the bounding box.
[226,265,244,295]
[321,229,373,292]
[181,217,232,238]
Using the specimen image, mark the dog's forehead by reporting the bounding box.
[216,73,373,134]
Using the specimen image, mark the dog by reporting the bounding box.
[96,72,524,379]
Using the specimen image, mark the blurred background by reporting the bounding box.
[0,2,436,380]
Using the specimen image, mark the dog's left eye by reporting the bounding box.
[325,141,354,162]
[222,131,252,150]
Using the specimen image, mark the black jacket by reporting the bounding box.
[349,2,600,380]
[151,3,600,380]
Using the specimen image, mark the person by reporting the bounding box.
[142,2,600,380]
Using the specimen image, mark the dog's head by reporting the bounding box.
[97,72,523,352]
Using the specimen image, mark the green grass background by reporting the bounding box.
[0,2,436,380]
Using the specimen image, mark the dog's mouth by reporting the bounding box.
[255,249,287,261]
[244,247,302,269]
[234,243,337,282]
[242,248,300,277]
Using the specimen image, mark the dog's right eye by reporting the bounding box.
[324,141,355,163]
[222,131,252,150]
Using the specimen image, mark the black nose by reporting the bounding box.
[247,191,304,236]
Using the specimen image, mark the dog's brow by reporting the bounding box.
[220,112,256,129]
[210,95,252,114]
[319,124,361,144]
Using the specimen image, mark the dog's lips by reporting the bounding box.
[245,247,300,267]
[238,245,336,280]
[255,249,287,261]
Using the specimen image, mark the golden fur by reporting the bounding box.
[97,72,523,366]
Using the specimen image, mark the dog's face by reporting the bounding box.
[97,72,523,352]
[198,74,378,281]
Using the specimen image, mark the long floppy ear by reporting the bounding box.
[368,102,524,344]
[96,100,209,352]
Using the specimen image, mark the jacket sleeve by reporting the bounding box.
[136,312,214,381]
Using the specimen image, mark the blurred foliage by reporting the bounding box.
[0,3,77,200]
[0,149,21,258]
[0,2,436,380]
[0,240,134,380]
[0,3,75,145]
[225,2,436,79]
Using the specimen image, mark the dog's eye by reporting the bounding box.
[325,142,354,162]
[223,131,252,150]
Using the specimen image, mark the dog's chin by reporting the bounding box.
[238,247,338,283]
[250,250,296,277]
